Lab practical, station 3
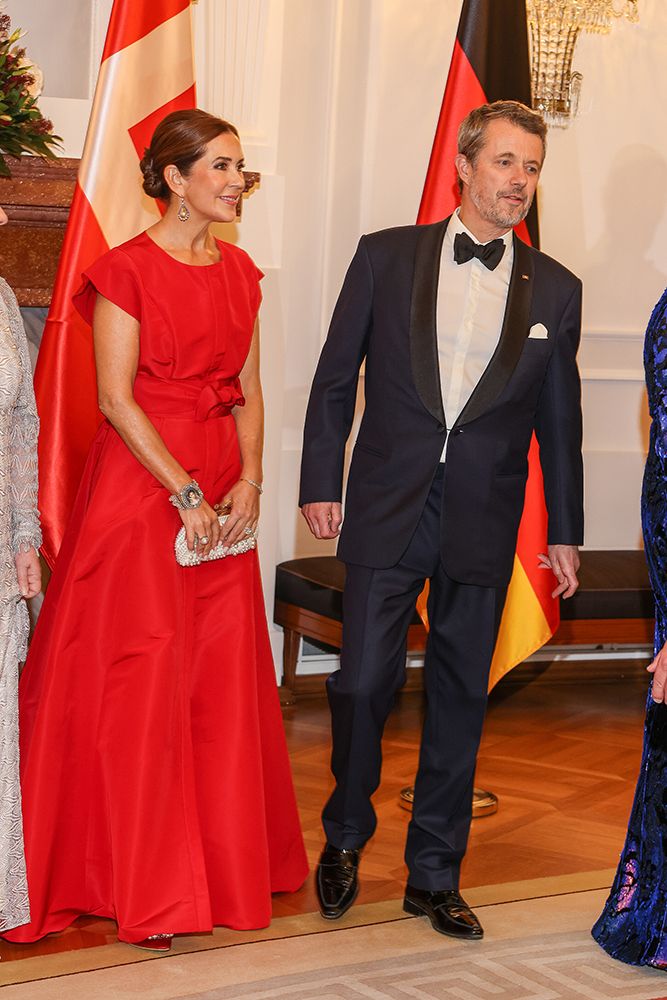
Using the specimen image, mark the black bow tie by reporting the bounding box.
[453,231,505,271]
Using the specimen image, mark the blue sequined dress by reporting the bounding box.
[591,289,667,969]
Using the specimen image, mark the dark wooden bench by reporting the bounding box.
[274,551,654,701]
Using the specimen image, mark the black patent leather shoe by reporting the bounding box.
[403,886,483,939]
[316,844,360,919]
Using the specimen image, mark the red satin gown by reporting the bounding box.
[5,233,308,944]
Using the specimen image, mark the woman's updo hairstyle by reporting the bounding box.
[140,108,240,201]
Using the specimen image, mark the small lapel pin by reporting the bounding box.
[521,274,530,280]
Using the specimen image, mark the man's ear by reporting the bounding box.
[455,153,471,188]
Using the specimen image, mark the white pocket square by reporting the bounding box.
[528,323,549,340]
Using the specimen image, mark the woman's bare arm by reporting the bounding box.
[221,319,263,544]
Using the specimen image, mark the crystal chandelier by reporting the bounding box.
[525,0,639,127]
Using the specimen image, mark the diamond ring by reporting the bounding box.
[199,535,209,544]
[243,527,253,536]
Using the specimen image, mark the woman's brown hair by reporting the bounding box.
[140,109,240,201]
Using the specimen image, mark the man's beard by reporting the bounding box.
[470,184,532,230]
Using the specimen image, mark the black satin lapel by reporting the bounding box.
[409,219,448,426]
[455,235,534,428]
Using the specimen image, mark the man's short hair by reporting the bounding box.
[456,101,547,192]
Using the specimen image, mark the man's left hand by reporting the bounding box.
[537,544,580,599]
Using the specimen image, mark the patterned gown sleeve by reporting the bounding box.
[645,289,667,465]
[1,282,42,555]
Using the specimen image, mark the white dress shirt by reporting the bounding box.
[437,209,514,461]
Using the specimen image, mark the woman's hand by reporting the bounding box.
[648,640,667,703]
[179,500,221,556]
[218,480,260,546]
[15,547,42,599]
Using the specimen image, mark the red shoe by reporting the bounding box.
[127,934,173,952]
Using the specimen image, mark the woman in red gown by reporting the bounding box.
[5,110,308,949]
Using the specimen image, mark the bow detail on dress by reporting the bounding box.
[195,377,245,421]
[132,372,245,421]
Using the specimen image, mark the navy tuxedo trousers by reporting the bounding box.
[323,464,508,890]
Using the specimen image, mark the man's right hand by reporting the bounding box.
[301,502,343,540]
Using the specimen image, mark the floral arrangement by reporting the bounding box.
[0,11,61,176]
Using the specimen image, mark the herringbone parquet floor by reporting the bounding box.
[276,669,650,916]
[0,666,650,965]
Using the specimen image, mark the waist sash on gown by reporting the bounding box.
[133,373,245,421]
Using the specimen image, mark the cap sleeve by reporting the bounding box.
[251,262,264,316]
[72,247,142,326]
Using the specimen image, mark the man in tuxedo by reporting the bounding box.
[299,101,583,938]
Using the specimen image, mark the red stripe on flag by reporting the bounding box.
[417,41,486,225]
[102,0,190,60]
[418,41,534,250]
[516,437,560,631]
[35,186,109,567]
[128,84,197,160]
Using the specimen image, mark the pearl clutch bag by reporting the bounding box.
[174,514,256,567]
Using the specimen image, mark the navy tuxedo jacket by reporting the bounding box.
[299,216,584,588]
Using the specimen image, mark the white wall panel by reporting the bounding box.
[9,0,667,673]
[4,0,93,99]
[5,0,113,157]
[583,449,646,550]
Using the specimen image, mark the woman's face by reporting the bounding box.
[176,132,246,224]
[0,206,7,226]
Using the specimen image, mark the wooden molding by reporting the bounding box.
[551,617,654,646]
[0,156,262,308]
[0,156,79,307]
[289,655,651,700]
[274,600,654,657]
[274,597,655,702]
[1,156,80,182]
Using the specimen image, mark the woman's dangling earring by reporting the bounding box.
[177,197,190,222]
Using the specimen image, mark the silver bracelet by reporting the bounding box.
[241,477,263,495]
[169,480,205,510]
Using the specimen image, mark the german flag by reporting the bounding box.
[416,0,559,688]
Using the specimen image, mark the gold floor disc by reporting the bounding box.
[399,785,498,818]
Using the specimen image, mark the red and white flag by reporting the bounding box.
[36,0,196,567]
